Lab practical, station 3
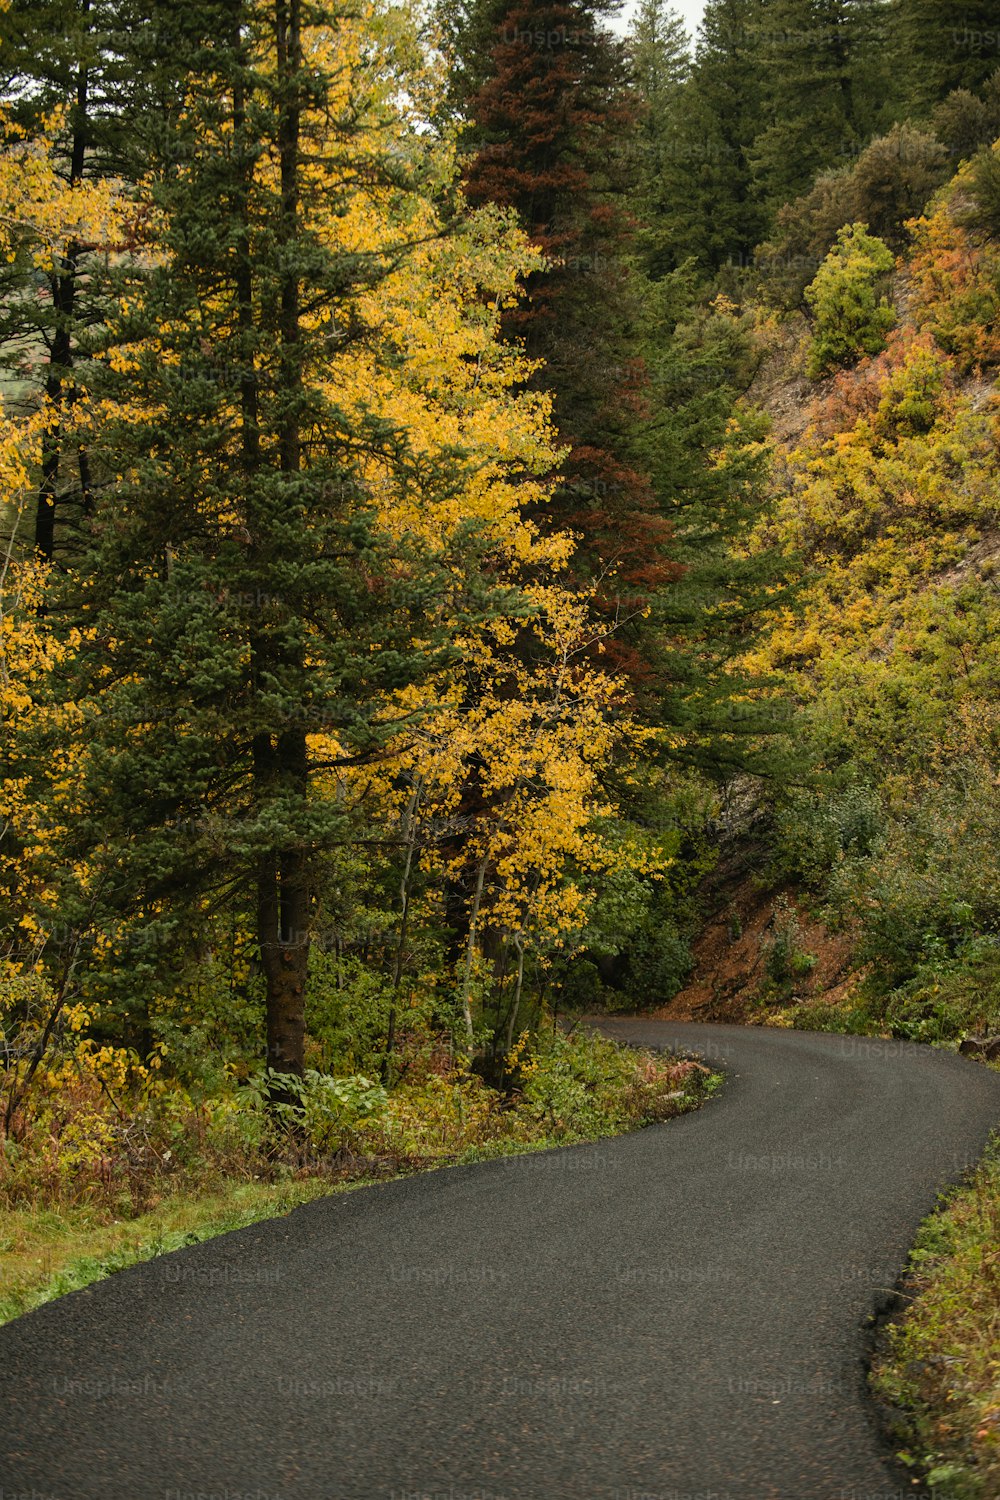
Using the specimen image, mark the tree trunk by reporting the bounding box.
[258,844,309,1075]
[258,0,309,1077]
[384,780,421,1079]
[35,22,90,561]
[234,0,309,1078]
[505,936,524,1044]
[458,855,487,1057]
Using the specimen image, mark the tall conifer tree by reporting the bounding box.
[749,0,860,210]
[889,0,1000,118]
[460,0,680,646]
[628,0,692,279]
[67,0,460,1075]
[676,0,770,270]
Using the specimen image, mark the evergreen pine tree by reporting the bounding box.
[749,0,862,211]
[630,0,690,103]
[627,0,692,278]
[65,0,464,1076]
[889,0,1000,119]
[633,273,793,773]
[460,0,677,615]
[669,0,770,271]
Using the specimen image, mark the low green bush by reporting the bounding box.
[806,223,897,377]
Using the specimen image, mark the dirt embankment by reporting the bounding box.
[652,856,859,1024]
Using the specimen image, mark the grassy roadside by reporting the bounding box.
[0,1178,338,1325]
[871,1136,1000,1500]
[1,1038,721,1327]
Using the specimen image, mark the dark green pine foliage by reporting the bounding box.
[749,1,876,214]
[639,1,897,274]
[59,0,464,1075]
[630,0,689,97]
[889,0,1000,119]
[848,0,897,137]
[660,0,771,273]
[625,22,794,760]
[635,271,793,775]
[627,0,692,279]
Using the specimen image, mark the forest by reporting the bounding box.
[1,0,1000,1484]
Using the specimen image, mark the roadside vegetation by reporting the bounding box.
[0,1021,717,1323]
[872,1139,1000,1500]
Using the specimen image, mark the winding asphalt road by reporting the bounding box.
[3,1021,1000,1500]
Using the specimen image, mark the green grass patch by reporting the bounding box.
[0,1178,339,1325]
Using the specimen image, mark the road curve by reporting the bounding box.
[2,1021,999,1500]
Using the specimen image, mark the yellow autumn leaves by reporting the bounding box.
[300,9,656,963]
[0,0,666,992]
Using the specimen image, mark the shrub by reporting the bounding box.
[759,128,949,310]
[757,168,858,309]
[963,143,1000,241]
[872,1143,1000,1498]
[518,1029,700,1136]
[770,781,884,890]
[827,760,1000,991]
[241,1069,390,1155]
[932,89,994,162]
[805,224,897,377]
[866,940,1000,1043]
[760,897,818,1002]
[908,179,1000,372]
[548,808,701,1014]
[870,337,950,439]
[851,127,950,248]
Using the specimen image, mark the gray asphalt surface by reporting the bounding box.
[2,1020,1000,1500]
